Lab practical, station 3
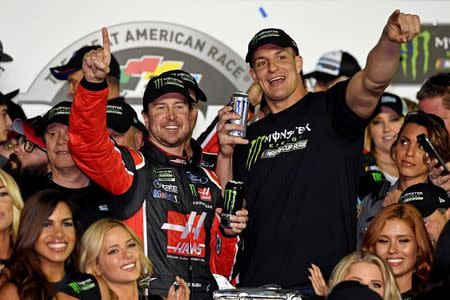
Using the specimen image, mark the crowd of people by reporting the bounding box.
[0,8,449,300]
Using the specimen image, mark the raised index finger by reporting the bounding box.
[101,27,111,60]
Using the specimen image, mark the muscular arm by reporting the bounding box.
[346,10,420,118]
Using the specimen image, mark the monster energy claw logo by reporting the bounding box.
[400,31,431,80]
[223,189,237,211]
[68,282,82,294]
[189,184,197,196]
[246,136,265,171]
[371,172,383,183]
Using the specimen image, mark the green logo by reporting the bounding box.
[68,282,81,294]
[400,31,431,80]
[189,184,197,196]
[371,172,383,183]
[224,188,237,211]
[246,136,265,171]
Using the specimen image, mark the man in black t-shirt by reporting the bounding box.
[215,10,421,292]
[34,101,112,233]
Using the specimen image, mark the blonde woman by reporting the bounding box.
[308,251,401,300]
[0,169,24,288]
[80,219,189,300]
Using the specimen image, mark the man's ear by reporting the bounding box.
[249,68,257,83]
[141,111,149,128]
[295,55,303,74]
[445,207,450,220]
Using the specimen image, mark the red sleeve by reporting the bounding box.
[209,214,240,284]
[68,80,138,195]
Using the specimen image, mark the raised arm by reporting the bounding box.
[68,28,136,195]
[346,10,420,118]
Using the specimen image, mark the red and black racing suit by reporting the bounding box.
[68,79,239,298]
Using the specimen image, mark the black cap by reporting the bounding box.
[35,101,72,136]
[375,92,408,117]
[50,45,121,81]
[400,183,450,218]
[106,99,147,135]
[245,28,299,66]
[304,50,361,83]
[328,281,383,300]
[164,70,207,102]
[142,72,196,111]
[0,41,13,62]
[0,89,19,104]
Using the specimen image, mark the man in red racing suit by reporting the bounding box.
[68,29,248,299]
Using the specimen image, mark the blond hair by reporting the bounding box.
[79,218,152,278]
[0,169,24,242]
[328,251,401,300]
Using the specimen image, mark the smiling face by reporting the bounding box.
[369,107,403,154]
[142,93,191,155]
[94,226,141,284]
[44,122,75,170]
[392,123,428,179]
[343,262,385,298]
[34,201,76,266]
[375,219,418,282]
[250,44,303,111]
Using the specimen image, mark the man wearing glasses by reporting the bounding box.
[4,118,49,199]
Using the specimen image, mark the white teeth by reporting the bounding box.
[165,126,178,129]
[122,263,135,270]
[268,76,284,84]
[48,243,66,250]
[387,258,403,263]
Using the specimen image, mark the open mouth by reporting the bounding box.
[386,258,404,266]
[47,242,68,252]
[121,262,137,271]
[268,76,286,85]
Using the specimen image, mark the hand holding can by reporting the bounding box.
[228,92,249,138]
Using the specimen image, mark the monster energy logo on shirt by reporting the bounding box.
[68,278,96,294]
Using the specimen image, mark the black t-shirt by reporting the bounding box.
[42,175,112,233]
[53,271,101,299]
[233,80,371,288]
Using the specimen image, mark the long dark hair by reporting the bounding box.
[391,111,450,161]
[8,189,80,300]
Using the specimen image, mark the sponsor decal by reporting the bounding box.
[189,184,198,196]
[153,189,179,203]
[68,279,96,294]
[246,124,312,170]
[15,21,250,133]
[394,24,450,83]
[197,187,212,201]
[153,179,178,193]
[186,171,208,184]
[161,211,207,258]
[371,172,383,183]
[154,168,176,182]
[169,157,188,166]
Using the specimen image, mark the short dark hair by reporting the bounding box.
[417,73,450,109]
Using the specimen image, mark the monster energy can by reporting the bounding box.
[221,180,245,228]
[229,91,249,137]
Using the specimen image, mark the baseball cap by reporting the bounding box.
[0,41,13,62]
[0,89,19,104]
[50,45,121,81]
[327,281,383,300]
[11,117,45,149]
[376,92,409,117]
[400,183,450,218]
[164,70,207,102]
[304,50,361,83]
[107,99,147,134]
[142,72,196,111]
[245,28,299,66]
[35,101,72,136]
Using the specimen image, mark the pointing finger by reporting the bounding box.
[101,27,111,65]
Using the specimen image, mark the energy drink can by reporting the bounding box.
[221,180,245,228]
[229,91,249,137]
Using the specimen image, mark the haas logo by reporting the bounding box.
[161,211,207,258]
